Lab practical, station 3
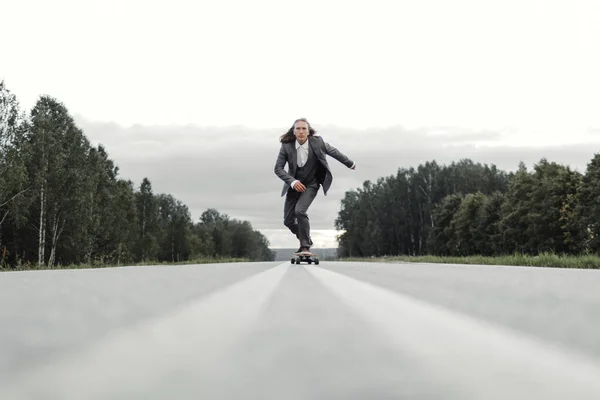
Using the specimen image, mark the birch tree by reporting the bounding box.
[28,96,80,266]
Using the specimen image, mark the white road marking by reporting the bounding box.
[307,265,600,399]
[1,263,289,400]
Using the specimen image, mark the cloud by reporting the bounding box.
[74,115,600,248]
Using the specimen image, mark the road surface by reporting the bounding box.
[1,261,600,399]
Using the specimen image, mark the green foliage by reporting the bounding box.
[499,159,582,255]
[340,253,600,269]
[577,153,600,253]
[451,192,487,256]
[428,193,463,256]
[0,83,274,269]
[475,192,505,256]
[337,154,600,259]
[0,81,30,258]
[194,208,274,261]
[338,159,513,258]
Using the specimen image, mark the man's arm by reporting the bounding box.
[321,137,355,169]
[274,144,300,188]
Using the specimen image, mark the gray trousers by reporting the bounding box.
[283,184,319,248]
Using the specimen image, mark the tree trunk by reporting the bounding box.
[86,193,94,264]
[117,242,122,266]
[48,211,65,267]
[171,231,175,263]
[48,212,58,267]
[141,201,146,260]
[38,181,46,267]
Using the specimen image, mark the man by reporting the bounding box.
[274,118,356,254]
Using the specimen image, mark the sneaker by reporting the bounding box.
[295,246,311,255]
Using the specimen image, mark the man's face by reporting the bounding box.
[294,121,309,144]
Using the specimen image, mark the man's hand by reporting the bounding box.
[294,182,306,192]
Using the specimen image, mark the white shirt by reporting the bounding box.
[291,139,309,189]
[296,139,309,167]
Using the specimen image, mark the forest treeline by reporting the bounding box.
[335,153,600,258]
[0,81,274,268]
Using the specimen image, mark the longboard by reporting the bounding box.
[291,251,319,265]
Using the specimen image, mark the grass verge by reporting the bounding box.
[339,253,600,269]
[0,257,251,272]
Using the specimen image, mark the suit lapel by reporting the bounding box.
[289,142,297,169]
[308,136,322,160]
[307,138,315,159]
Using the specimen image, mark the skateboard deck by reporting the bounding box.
[291,251,319,265]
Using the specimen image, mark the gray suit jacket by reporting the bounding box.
[274,135,354,197]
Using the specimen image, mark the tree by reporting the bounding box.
[474,192,505,256]
[0,81,30,267]
[499,159,581,255]
[156,194,192,262]
[428,193,463,255]
[499,162,534,254]
[135,178,159,261]
[408,161,443,254]
[27,95,87,266]
[335,189,360,257]
[577,154,600,253]
[452,192,487,256]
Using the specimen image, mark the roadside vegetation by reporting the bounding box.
[0,81,274,271]
[1,256,251,272]
[340,253,600,269]
[335,147,600,270]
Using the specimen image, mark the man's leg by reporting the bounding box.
[283,189,300,237]
[295,184,319,249]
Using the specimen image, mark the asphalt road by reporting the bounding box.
[1,261,600,399]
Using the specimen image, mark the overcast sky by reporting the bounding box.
[3,0,600,248]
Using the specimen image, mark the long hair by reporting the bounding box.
[279,118,317,143]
